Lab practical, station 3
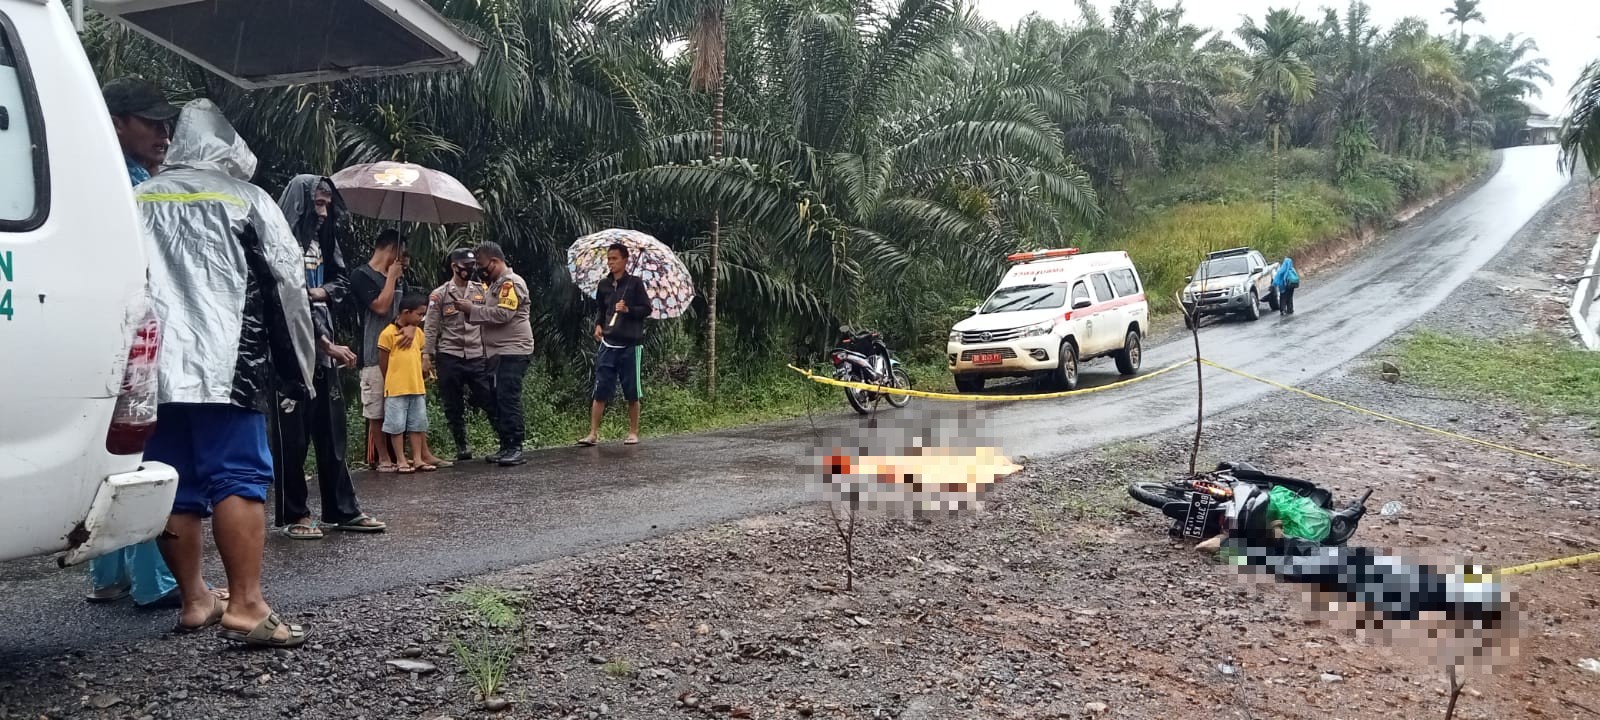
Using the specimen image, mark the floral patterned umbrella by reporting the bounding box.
[566,228,696,319]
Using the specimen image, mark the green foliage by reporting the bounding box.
[86,0,1539,432]
[1561,60,1600,176]
[1399,332,1600,422]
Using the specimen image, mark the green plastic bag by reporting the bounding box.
[1267,486,1331,542]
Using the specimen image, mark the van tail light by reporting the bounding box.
[106,311,161,455]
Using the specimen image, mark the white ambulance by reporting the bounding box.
[947,249,1149,393]
[0,0,477,566]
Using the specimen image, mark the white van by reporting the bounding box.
[0,0,477,566]
[947,249,1149,393]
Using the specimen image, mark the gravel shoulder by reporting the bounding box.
[4,171,1599,720]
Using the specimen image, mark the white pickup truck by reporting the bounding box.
[0,0,477,566]
[1179,247,1280,326]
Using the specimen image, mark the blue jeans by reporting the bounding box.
[87,541,177,605]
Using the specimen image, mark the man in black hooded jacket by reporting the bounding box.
[269,175,385,539]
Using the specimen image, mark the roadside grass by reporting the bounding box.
[446,587,524,702]
[1093,149,1486,314]
[1398,331,1600,423]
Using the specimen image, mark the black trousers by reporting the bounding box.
[437,353,498,450]
[269,365,362,525]
[1280,285,1297,314]
[489,353,532,451]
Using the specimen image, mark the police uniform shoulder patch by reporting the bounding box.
[497,280,519,311]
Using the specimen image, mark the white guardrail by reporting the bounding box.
[1569,231,1600,350]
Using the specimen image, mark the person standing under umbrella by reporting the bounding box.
[577,243,652,446]
[457,242,534,466]
[426,248,499,461]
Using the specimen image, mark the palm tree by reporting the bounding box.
[1460,33,1552,148]
[1239,8,1317,219]
[639,0,731,400]
[1441,0,1485,47]
[1560,59,1600,175]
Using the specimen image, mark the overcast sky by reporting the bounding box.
[973,0,1599,116]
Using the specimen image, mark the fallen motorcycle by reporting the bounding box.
[1219,479,1507,629]
[1127,461,1371,546]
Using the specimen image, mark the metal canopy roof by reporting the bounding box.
[89,0,481,89]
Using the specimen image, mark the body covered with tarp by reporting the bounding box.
[137,100,316,410]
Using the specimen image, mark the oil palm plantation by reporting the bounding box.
[1238,8,1317,219]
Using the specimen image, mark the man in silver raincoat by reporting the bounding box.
[138,99,316,648]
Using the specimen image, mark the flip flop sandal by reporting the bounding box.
[429,459,455,468]
[376,463,398,473]
[85,584,131,604]
[173,595,227,634]
[396,465,415,474]
[218,613,306,649]
[417,464,438,472]
[624,437,640,445]
[281,521,324,540]
[575,438,598,447]
[332,515,387,533]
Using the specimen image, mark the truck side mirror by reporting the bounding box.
[1072,298,1093,310]
[1184,275,1192,283]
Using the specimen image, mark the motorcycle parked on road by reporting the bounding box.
[829,327,913,415]
[1127,461,1371,546]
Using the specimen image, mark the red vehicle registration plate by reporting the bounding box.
[972,352,1003,365]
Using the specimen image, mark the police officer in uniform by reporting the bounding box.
[458,242,535,466]
[425,249,499,461]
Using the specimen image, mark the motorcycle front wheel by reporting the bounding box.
[885,368,912,408]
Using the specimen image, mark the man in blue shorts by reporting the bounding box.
[577,243,652,446]
[137,100,317,647]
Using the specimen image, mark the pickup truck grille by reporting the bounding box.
[959,328,1025,344]
[960,348,1019,361]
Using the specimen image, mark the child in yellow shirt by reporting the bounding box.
[378,294,449,472]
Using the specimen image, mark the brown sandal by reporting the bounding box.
[218,613,306,648]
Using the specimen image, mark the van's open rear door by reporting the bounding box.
[89,0,480,88]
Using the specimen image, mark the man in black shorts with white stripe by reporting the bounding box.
[577,243,652,446]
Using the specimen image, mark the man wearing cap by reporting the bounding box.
[456,242,534,466]
[425,249,499,461]
[103,77,178,184]
[84,77,188,608]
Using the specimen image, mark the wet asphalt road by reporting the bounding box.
[0,146,1570,656]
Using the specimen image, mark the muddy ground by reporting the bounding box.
[2,184,1599,720]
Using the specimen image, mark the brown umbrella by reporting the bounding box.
[330,161,484,224]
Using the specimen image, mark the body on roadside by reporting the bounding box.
[579,244,652,447]
[457,242,535,466]
[84,77,184,608]
[425,249,498,461]
[269,174,384,540]
[137,99,315,647]
[378,294,447,473]
[349,230,414,471]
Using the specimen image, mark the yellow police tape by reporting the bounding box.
[1195,359,1600,474]
[790,355,1600,577]
[1497,550,1600,577]
[785,359,1192,402]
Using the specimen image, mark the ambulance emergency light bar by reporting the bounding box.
[1005,248,1080,263]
